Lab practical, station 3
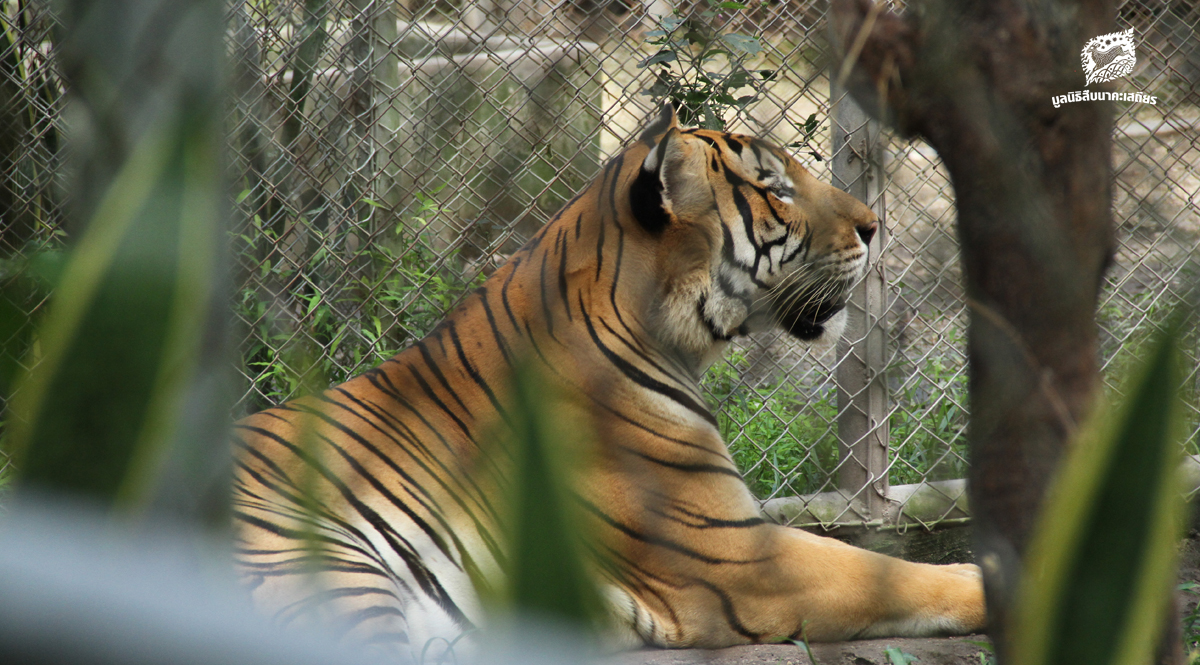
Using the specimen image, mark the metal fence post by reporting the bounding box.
[831,86,890,521]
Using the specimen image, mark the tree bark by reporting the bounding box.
[829,1,1121,660]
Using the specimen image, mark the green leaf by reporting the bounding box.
[724,70,752,88]
[361,197,384,208]
[702,103,724,130]
[789,623,819,663]
[638,50,678,68]
[658,16,684,31]
[721,33,762,55]
[1011,312,1189,665]
[235,188,252,204]
[701,48,732,62]
[716,1,746,8]
[884,646,919,665]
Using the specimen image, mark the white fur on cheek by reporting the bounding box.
[809,308,848,354]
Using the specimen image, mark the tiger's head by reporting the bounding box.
[628,104,878,370]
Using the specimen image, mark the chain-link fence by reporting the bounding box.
[2,0,1198,527]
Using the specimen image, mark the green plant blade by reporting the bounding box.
[1012,315,1187,665]
[8,119,176,492]
[8,0,228,513]
[494,364,603,629]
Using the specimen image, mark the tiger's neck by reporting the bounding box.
[370,151,720,451]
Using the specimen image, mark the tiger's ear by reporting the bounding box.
[629,126,679,234]
[638,102,679,145]
[631,126,708,234]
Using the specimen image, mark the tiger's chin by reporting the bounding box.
[775,301,849,350]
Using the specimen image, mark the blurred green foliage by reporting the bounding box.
[4,0,229,521]
[1012,313,1189,665]
[501,366,604,630]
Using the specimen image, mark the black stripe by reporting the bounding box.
[539,245,557,341]
[251,409,457,567]
[406,363,475,441]
[577,498,761,565]
[478,287,516,364]
[500,256,524,335]
[412,340,468,412]
[446,321,510,423]
[616,443,742,477]
[232,509,388,572]
[782,227,812,264]
[658,504,766,529]
[524,318,551,366]
[238,424,473,629]
[337,604,405,631]
[352,388,504,531]
[693,577,761,640]
[716,270,754,308]
[629,164,670,234]
[597,155,623,279]
[414,342,473,416]
[598,316,692,387]
[557,230,574,321]
[579,296,718,427]
[720,223,770,289]
[276,586,402,625]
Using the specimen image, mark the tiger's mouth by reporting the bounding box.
[769,281,852,341]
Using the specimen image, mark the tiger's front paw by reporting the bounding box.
[942,563,982,579]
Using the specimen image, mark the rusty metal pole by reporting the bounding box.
[831,85,890,521]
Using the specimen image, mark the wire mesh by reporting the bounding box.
[1,0,1197,525]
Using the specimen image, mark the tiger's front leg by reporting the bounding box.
[595,469,986,647]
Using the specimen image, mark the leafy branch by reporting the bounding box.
[637,1,824,162]
[637,1,776,130]
[787,112,823,162]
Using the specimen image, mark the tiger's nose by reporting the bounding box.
[856,219,878,246]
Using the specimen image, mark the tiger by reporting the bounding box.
[232,103,986,658]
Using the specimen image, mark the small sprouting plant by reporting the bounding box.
[787,112,824,161]
[638,0,776,130]
[883,646,919,665]
[1179,581,1200,661]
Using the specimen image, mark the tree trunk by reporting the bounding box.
[829,1,1123,661]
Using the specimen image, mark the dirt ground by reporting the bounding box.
[606,526,1200,665]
